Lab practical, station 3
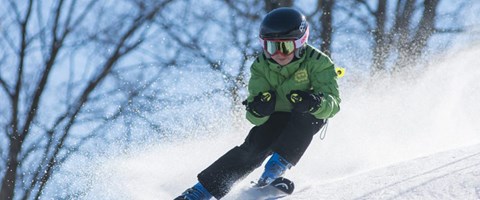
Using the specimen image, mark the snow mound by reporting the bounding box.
[283,144,480,200]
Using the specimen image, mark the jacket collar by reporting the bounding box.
[267,52,307,78]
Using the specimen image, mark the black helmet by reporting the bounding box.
[259,8,309,58]
[260,7,309,40]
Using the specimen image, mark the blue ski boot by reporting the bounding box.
[256,153,293,187]
[174,182,213,200]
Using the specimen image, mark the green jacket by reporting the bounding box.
[246,45,341,125]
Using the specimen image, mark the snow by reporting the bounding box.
[82,139,480,200]
[79,46,480,199]
[287,144,480,200]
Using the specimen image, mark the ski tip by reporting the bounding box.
[271,177,295,195]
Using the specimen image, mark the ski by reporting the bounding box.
[270,177,294,195]
[251,177,295,195]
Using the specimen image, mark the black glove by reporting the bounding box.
[243,91,276,117]
[286,90,323,113]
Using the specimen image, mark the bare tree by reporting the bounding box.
[0,0,175,199]
[344,0,464,73]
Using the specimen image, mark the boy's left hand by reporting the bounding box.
[287,90,322,113]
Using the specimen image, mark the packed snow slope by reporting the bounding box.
[81,46,480,199]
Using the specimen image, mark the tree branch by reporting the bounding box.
[1,26,18,55]
[20,0,70,145]
[434,28,465,33]
[25,0,100,153]
[336,4,372,31]
[11,0,34,138]
[70,1,98,34]
[410,0,439,57]
[51,0,66,42]
[7,0,21,24]
[0,77,12,100]
[355,0,376,15]
[223,0,262,20]
[159,21,233,81]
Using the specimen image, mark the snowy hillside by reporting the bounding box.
[68,46,480,200]
[249,144,480,200]
[78,139,480,200]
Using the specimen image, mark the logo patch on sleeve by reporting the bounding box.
[294,69,308,83]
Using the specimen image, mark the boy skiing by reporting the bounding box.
[175,7,341,200]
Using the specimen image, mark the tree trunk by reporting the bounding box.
[409,0,439,64]
[372,0,388,72]
[392,0,416,70]
[320,0,334,55]
[395,0,439,70]
[0,138,21,200]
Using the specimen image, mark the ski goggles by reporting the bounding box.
[260,26,309,56]
[263,40,296,56]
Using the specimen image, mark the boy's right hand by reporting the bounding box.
[244,91,276,117]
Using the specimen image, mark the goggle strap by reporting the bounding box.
[259,38,265,49]
[294,26,309,48]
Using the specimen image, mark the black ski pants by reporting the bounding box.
[197,112,325,199]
